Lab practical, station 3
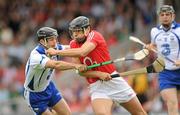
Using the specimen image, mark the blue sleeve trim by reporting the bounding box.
[36,44,46,54]
[56,43,62,60]
[57,43,63,50]
[171,31,180,58]
[40,56,45,64]
[38,69,46,87]
[25,58,30,77]
[28,75,35,90]
[172,21,180,29]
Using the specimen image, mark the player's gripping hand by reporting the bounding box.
[74,64,87,73]
[144,43,157,51]
[46,48,58,56]
[98,72,112,81]
[174,60,180,67]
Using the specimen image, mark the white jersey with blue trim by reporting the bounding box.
[151,22,180,70]
[24,44,65,92]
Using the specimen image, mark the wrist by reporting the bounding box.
[75,70,83,76]
[73,64,77,69]
[56,50,61,55]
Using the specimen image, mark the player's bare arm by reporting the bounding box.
[79,71,112,81]
[145,43,157,51]
[45,59,87,72]
[72,57,112,81]
[46,41,96,57]
[174,60,180,66]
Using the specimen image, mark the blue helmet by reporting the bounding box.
[37,27,58,41]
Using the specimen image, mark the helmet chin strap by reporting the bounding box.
[39,38,49,49]
[44,38,49,49]
[39,38,51,57]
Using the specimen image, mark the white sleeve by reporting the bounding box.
[30,52,50,69]
[150,28,156,44]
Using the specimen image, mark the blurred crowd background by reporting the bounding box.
[0,0,180,115]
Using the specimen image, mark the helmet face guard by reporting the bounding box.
[69,27,85,38]
[69,27,88,43]
[157,5,175,14]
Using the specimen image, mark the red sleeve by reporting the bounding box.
[86,31,99,46]
[70,40,77,48]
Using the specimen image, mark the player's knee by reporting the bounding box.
[56,110,71,115]
[163,98,178,107]
[166,100,178,109]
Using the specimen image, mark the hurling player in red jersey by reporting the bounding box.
[46,16,147,115]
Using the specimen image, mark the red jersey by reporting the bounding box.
[70,30,116,84]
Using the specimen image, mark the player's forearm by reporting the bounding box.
[147,43,157,51]
[174,60,180,66]
[53,61,77,70]
[57,48,85,57]
[79,71,104,78]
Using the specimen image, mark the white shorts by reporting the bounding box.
[89,72,136,103]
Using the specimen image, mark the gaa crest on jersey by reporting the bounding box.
[161,43,170,56]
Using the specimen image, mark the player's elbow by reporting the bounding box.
[45,60,56,69]
[52,62,65,70]
[53,61,69,70]
[80,52,87,57]
[46,60,70,70]
[78,50,88,57]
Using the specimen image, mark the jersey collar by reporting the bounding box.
[159,21,177,31]
[36,44,46,54]
[36,44,60,54]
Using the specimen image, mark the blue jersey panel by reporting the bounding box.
[158,68,180,91]
[28,82,62,115]
[57,43,63,50]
